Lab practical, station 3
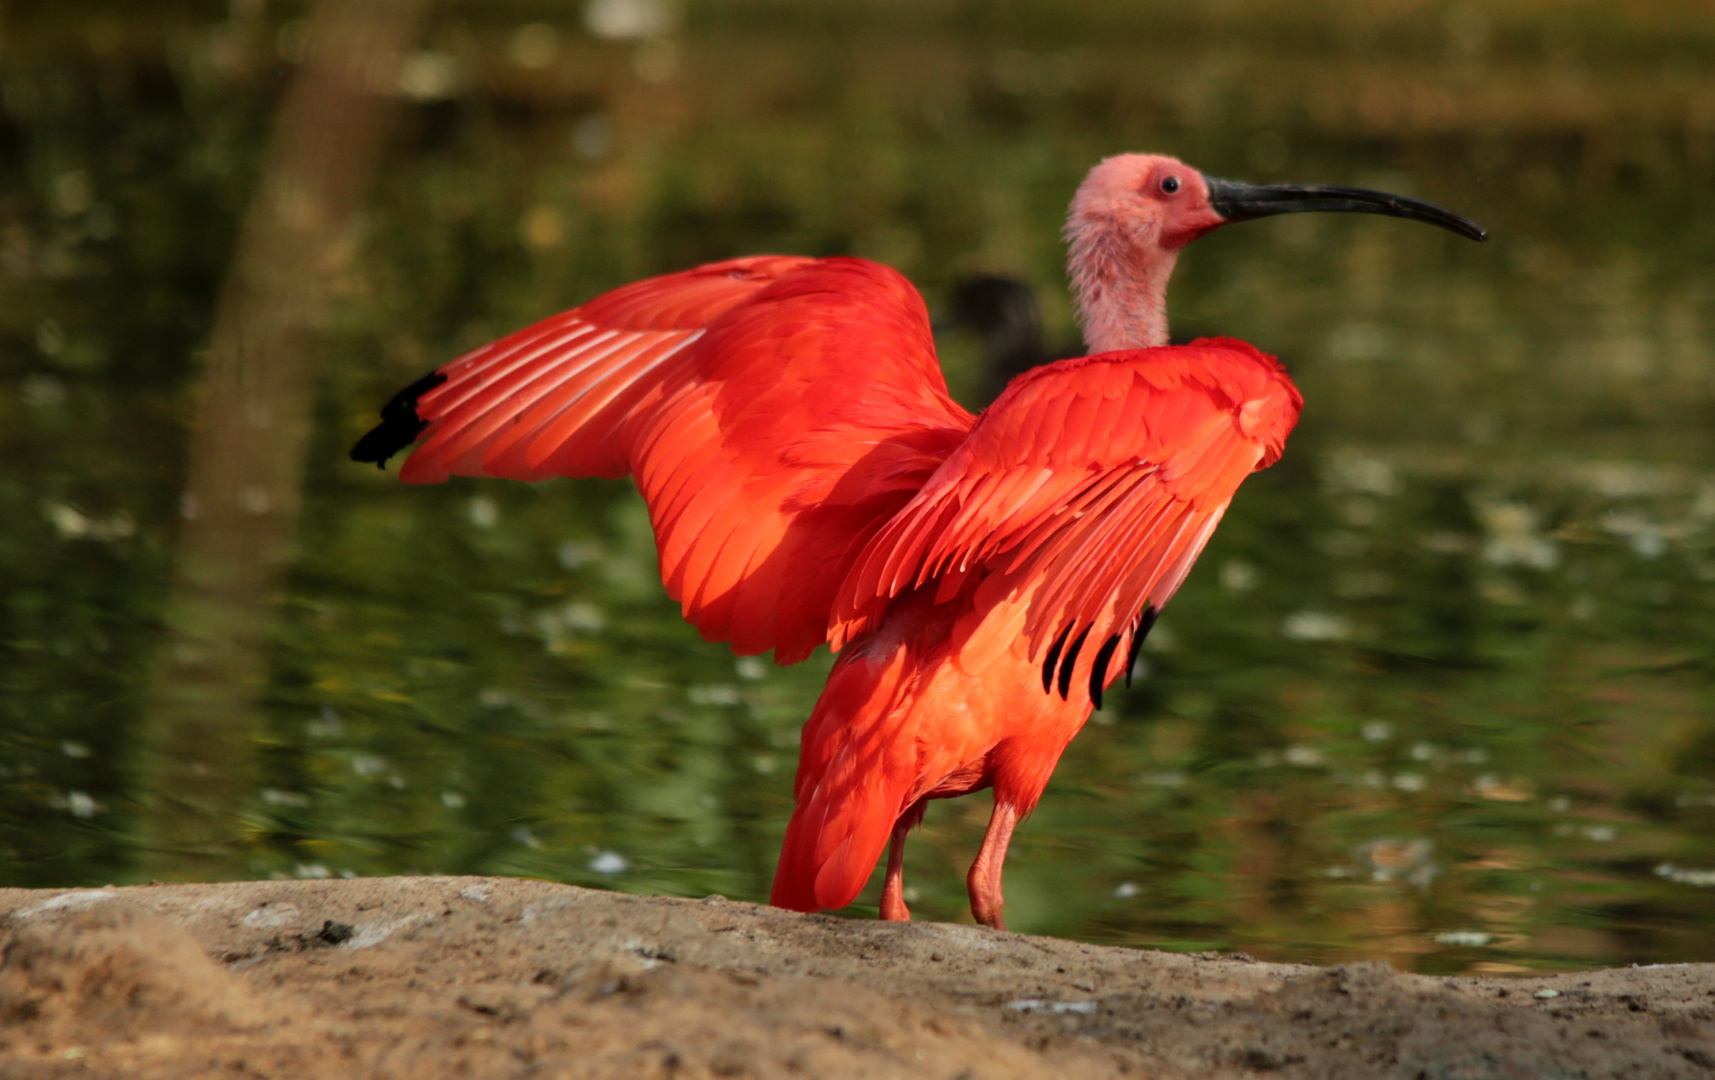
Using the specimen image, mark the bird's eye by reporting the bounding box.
[1161,176,1181,194]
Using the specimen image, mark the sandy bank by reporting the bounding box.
[1,876,1712,1078]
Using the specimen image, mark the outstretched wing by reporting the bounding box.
[626,259,975,662]
[356,256,976,664]
[831,338,1301,701]
[381,255,817,483]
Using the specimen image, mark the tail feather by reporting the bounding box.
[771,651,915,913]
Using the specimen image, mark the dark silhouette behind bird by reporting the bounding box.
[948,276,1078,405]
[949,274,1224,407]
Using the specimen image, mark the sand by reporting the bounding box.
[2,876,1712,1078]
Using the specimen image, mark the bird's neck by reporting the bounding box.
[1066,222,1177,353]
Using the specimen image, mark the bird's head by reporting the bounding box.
[1066,152,1486,352]
[1067,154,1227,255]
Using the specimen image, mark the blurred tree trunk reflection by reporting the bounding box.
[139,0,428,879]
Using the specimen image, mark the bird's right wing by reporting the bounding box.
[380,255,818,483]
[625,260,976,662]
[357,256,976,664]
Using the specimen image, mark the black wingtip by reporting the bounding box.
[1123,604,1158,689]
[1088,633,1122,710]
[349,421,422,468]
[350,370,448,468]
[1041,624,1072,695]
[1056,626,1091,700]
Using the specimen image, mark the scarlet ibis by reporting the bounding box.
[353,154,1484,929]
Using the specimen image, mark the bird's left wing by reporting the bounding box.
[831,339,1301,704]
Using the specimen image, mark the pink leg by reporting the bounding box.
[967,799,1019,930]
[880,799,927,922]
[879,821,911,921]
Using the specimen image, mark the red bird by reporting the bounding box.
[353,154,1484,929]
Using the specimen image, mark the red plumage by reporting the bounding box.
[358,148,1487,926]
[382,255,1300,922]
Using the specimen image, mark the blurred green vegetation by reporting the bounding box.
[2,0,1714,973]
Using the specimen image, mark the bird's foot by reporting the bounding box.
[879,888,911,921]
[880,808,919,921]
[970,896,1006,931]
[966,799,1018,931]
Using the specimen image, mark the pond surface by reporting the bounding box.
[3,1,1715,974]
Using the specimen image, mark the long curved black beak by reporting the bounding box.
[1206,176,1488,241]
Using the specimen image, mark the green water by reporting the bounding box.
[4,1,1715,974]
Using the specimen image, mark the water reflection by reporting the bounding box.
[1,1,1713,974]
[138,0,429,880]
